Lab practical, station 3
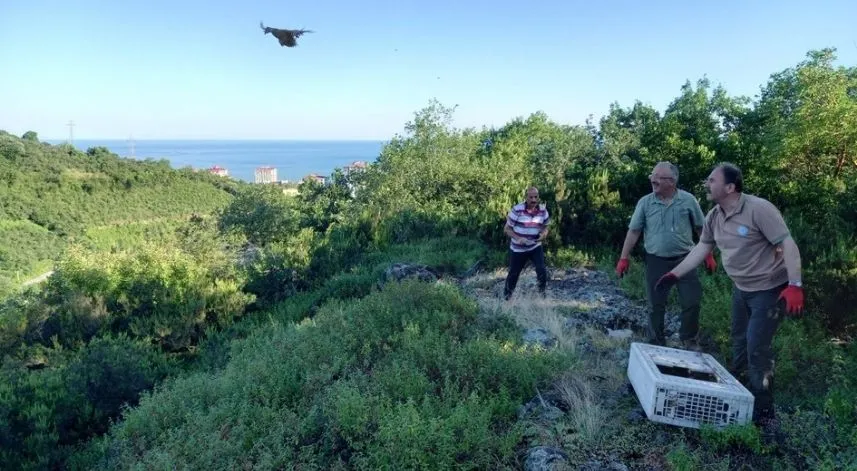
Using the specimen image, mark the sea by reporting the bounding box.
[46,139,388,183]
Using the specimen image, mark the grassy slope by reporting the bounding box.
[68,241,857,470]
[0,131,241,291]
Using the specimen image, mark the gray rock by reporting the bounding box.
[518,390,567,422]
[607,328,633,339]
[379,263,438,287]
[522,327,557,349]
[524,446,570,471]
[626,408,647,423]
[580,460,629,471]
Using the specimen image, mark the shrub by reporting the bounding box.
[71,281,571,469]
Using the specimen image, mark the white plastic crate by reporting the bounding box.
[627,342,754,429]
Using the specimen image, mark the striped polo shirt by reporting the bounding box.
[506,202,550,252]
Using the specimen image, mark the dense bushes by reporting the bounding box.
[0,334,176,470]
[71,281,570,470]
[0,46,855,469]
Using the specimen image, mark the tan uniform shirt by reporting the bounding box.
[700,193,790,292]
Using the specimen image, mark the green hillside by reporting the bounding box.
[0,131,242,294]
[1,48,856,470]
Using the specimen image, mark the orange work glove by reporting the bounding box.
[615,258,630,278]
[778,285,804,316]
[704,252,717,273]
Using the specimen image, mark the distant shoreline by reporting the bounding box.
[39,139,386,183]
[43,139,390,144]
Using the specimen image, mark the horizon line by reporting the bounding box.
[39,137,392,142]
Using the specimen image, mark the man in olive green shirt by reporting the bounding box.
[616,162,716,348]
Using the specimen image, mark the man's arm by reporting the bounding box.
[620,198,647,259]
[504,224,519,243]
[779,236,802,282]
[538,208,550,242]
[669,241,716,278]
[619,230,642,259]
[754,200,801,283]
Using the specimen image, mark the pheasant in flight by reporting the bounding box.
[260,21,313,48]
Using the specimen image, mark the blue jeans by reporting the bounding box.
[731,282,787,420]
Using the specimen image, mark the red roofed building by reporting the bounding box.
[208,165,228,177]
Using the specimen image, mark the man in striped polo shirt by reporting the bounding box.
[503,186,550,300]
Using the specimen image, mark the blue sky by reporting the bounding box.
[1,0,855,140]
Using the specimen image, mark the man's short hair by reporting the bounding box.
[525,186,539,195]
[717,163,744,192]
[655,161,679,183]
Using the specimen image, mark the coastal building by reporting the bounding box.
[255,166,278,184]
[343,160,368,175]
[302,173,328,185]
[208,165,228,177]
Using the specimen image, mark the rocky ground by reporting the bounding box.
[378,261,775,469]
[458,265,703,471]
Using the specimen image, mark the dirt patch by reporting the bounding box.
[462,265,686,338]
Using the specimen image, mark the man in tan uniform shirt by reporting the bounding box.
[654,163,805,428]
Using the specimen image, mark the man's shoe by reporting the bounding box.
[682,337,702,352]
[754,412,782,446]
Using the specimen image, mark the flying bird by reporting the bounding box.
[260,21,313,48]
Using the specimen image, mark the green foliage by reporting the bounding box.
[665,441,701,471]
[699,423,766,455]
[2,46,856,470]
[297,168,359,233]
[43,242,254,352]
[217,183,301,246]
[0,131,241,292]
[0,219,62,282]
[0,334,176,471]
[72,281,570,470]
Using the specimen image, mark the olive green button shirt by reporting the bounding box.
[629,189,707,258]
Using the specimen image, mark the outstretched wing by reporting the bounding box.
[260,22,314,48]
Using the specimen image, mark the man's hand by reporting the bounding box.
[704,253,717,273]
[655,272,679,291]
[615,258,630,278]
[778,285,804,316]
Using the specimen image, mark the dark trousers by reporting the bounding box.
[504,246,547,299]
[730,283,786,420]
[644,253,702,344]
